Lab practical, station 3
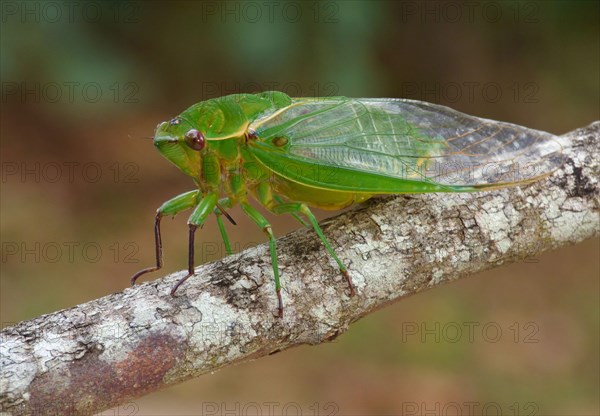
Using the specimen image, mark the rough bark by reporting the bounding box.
[1,122,599,416]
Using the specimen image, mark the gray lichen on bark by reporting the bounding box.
[1,122,598,416]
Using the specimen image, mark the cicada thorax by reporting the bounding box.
[172,94,295,205]
[195,135,275,204]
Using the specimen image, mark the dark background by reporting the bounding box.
[1,1,598,414]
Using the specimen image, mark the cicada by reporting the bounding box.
[131,91,563,317]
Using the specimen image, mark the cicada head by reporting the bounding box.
[153,97,252,179]
[153,116,207,178]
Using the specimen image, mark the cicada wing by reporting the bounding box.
[357,98,565,188]
[248,97,564,193]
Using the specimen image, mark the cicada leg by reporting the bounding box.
[214,197,235,256]
[270,202,355,297]
[130,190,199,286]
[170,193,219,296]
[254,182,355,297]
[277,203,355,296]
[273,195,309,227]
[240,201,284,318]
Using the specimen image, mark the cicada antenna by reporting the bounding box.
[127,134,154,140]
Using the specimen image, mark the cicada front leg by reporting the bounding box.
[170,193,218,296]
[131,190,199,286]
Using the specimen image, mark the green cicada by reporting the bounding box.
[131,91,563,317]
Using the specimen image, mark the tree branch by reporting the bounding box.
[1,122,599,416]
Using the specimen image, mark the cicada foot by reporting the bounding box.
[170,271,195,297]
[277,287,284,318]
[342,269,356,297]
[130,267,159,286]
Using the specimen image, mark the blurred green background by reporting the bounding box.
[1,1,598,414]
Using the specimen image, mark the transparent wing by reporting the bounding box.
[249,97,565,190]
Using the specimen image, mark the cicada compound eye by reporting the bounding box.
[184,129,205,151]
